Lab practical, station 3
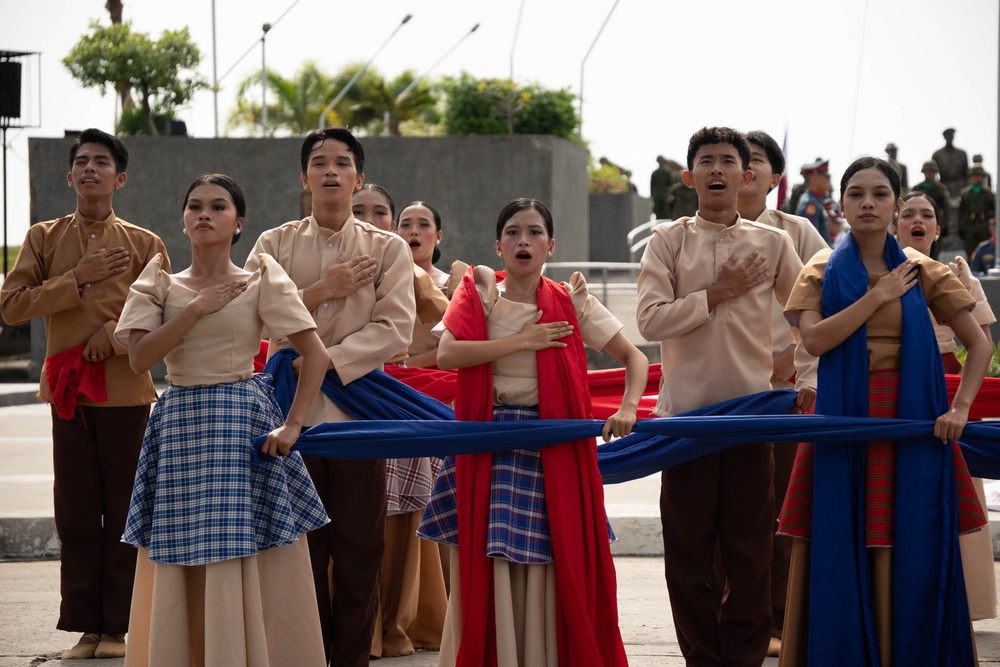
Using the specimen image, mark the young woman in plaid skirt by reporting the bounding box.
[114,174,331,666]
[777,158,992,667]
[418,198,647,666]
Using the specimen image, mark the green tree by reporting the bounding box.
[228,62,441,137]
[588,156,630,193]
[347,70,439,136]
[228,61,338,136]
[442,73,579,141]
[63,20,208,135]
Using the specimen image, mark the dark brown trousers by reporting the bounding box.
[303,454,386,667]
[661,443,774,667]
[51,404,148,634]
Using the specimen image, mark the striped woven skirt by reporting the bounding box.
[417,405,616,565]
[778,369,985,546]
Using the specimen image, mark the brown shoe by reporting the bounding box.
[766,636,781,658]
[62,632,101,660]
[94,633,127,659]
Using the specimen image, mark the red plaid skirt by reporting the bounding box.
[778,369,986,547]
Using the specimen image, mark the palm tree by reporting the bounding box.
[228,62,440,137]
[346,70,439,136]
[227,61,340,136]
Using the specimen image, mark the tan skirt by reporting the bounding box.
[437,546,558,667]
[961,478,997,621]
[779,540,980,667]
[372,511,449,657]
[125,538,325,667]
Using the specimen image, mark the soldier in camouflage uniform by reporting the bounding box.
[650,155,676,219]
[666,179,699,219]
[958,165,996,258]
[911,160,951,258]
[973,153,993,189]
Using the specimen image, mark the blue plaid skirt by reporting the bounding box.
[417,405,616,565]
[122,375,329,566]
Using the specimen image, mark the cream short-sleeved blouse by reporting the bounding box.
[116,253,316,387]
[444,266,622,406]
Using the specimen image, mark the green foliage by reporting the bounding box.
[63,21,208,135]
[227,62,440,137]
[955,342,1000,377]
[441,73,579,140]
[117,107,175,135]
[228,61,338,136]
[4,245,19,273]
[588,156,630,193]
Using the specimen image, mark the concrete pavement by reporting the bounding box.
[4,390,1000,665]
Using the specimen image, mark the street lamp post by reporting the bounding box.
[214,0,302,136]
[318,14,412,129]
[579,0,620,136]
[510,0,526,81]
[395,23,480,105]
[261,23,271,135]
[212,0,218,137]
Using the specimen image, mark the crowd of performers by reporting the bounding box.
[3,124,1000,667]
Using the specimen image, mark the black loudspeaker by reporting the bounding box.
[0,61,22,119]
[165,119,188,136]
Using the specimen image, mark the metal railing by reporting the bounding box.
[627,218,670,262]
[542,261,640,305]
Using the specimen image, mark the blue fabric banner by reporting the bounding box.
[255,350,1000,484]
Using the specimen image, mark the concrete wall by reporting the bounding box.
[588,192,652,263]
[977,277,1000,344]
[24,134,590,379]
[28,134,589,273]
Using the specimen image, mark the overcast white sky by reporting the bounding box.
[1,0,997,248]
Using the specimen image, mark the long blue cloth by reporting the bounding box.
[810,233,972,667]
[254,350,1000,483]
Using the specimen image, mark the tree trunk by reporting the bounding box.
[105,0,135,112]
[105,0,124,23]
[141,85,156,135]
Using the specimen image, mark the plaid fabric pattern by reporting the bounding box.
[386,456,439,515]
[779,369,986,545]
[123,375,329,566]
[418,405,615,565]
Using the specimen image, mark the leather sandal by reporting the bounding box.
[62,632,101,660]
[94,633,127,659]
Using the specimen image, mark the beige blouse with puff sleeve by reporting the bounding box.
[115,253,317,387]
[784,246,975,371]
[444,266,622,407]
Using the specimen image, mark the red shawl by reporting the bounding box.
[43,345,108,420]
[446,266,628,667]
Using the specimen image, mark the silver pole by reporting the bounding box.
[319,15,412,129]
[579,0,620,136]
[396,24,480,104]
[261,24,271,135]
[510,0,525,81]
[995,5,1000,273]
[212,0,218,137]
